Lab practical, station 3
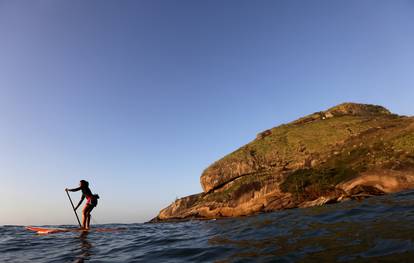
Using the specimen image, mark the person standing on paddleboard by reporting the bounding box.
[65,180,99,230]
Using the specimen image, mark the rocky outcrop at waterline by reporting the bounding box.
[151,103,414,222]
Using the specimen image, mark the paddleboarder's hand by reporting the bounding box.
[65,188,68,192]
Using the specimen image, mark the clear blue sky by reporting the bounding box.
[1,0,413,225]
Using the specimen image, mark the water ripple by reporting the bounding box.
[3,190,414,262]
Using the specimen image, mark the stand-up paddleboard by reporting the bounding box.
[25,226,87,234]
[26,226,121,234]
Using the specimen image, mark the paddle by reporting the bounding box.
[65,190,82,228]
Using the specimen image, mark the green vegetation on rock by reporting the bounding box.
[280,166,358,200]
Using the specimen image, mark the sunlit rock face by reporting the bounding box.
[151,103,414,222]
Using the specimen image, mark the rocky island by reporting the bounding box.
[151,103,414,222]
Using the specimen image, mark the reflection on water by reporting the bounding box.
[74,231,92,263]
[3,190,414,262]
[208,220,414,261]
[205,192,414,262]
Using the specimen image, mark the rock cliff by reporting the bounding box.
[151,103,414,222]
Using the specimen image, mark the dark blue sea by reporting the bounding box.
[2,190,414,262]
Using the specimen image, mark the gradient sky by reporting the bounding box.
[1,0,413,225]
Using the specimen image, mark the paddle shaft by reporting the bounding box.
[66,190,82,227]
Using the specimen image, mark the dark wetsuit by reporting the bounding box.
[69,187,98,207]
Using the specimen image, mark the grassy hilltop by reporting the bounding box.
[152,103,414,222]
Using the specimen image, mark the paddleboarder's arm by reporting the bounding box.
[66,187,81,192]
[74,194,85,210]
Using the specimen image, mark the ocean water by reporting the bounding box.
[2,190,414,262]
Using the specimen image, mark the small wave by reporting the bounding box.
[2,191,414,262]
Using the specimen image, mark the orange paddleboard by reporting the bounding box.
[26,226,82,234]
[26,226,121,234]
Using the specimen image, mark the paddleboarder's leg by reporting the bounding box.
[86,208,92,229]
[83,205,94,229]
[87,214,91,229]
[82,205,88,229]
